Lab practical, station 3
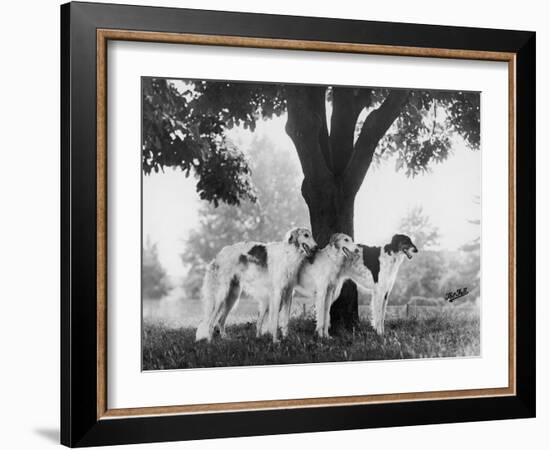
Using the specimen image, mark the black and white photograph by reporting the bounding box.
[141,77,481,370]
[0,0,541,447]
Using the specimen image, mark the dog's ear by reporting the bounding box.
[285,228,299,246]
[329,233,341,248]
[399,234,417,252]
[384,234,401,254]
[396,234,412,248]
[389,234,415,252]
[390,234,400,250]
[392,234,411,250]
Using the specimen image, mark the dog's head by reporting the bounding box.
[285,227,318,257]
[328,233,360,259]
[387,234,418,260]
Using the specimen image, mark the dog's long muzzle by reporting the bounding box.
[302,243,314,256]
[403,246,418,259]
[342,247,354,259]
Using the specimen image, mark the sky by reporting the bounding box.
[143,115,480,280]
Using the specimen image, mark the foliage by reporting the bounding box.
[142,237,171,299]
[392,250,450,304]
[391,206,480,306]
[142,315,480,370]
[143,79,480,207]
[456,237,481,300]
[142,78,258,206]
[181,134,309,297]
[456,196,481,300]
[376,91,480,176]
[398,205,441,250]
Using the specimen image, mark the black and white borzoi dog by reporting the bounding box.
[337,234,418,335]
[195,227,318,343]
[294,233,361,338]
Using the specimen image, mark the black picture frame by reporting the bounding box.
[61,1,535,447]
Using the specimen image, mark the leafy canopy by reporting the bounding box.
[143,78,479,206]
[375,90,480,176]
[142,79,279,206]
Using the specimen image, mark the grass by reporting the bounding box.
[142,313,480,370]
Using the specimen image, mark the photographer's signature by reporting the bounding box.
[445,287,469,303]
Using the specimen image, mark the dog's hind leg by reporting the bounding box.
[279,288,293,338]
[256,298,269,338]
[201,296,226,342]
[196,273,237,342]
[196,300,223,342]
[217,277,241,339]
[196,266,219,342]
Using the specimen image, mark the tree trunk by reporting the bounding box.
[284,85,409,334]
[330,281,359,332]
[301,179,354,246]
[302,180,359,333]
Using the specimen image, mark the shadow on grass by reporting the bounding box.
[142,315,480,370]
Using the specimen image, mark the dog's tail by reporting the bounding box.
[195,262,217,342]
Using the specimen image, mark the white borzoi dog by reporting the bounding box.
[337,234,418,335]
[195,227,318,343]
[294,233,360,338]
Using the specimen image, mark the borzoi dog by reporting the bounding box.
[294,233,360,338]
[337,234,418,335]
[195,227,317,343]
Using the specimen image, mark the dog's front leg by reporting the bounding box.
[268,289,284,343]
[379,287,393,335]
[370,286,381,333]
[371,286,387,335]
[322,285,336,338]
[314,290,326,338]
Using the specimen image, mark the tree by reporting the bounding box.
[181,134,309,297]
[142,237,171,299]
[392,208,443,302]
[391,250,447,304]
[143,78,480,331]
[392,205,480,306]
[142,78,257,206]
[398,206,441,250]
[456,196,481,302]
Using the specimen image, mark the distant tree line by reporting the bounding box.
[143,237,171,300]
[390,206,480,306]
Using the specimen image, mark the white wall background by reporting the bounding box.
[0,0,545,448]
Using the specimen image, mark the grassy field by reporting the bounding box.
[142,313,480,370]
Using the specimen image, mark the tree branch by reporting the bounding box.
[284,85,332,181]
[329,87,371,175]
[317,94,332,171]
[344,90,410,194]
